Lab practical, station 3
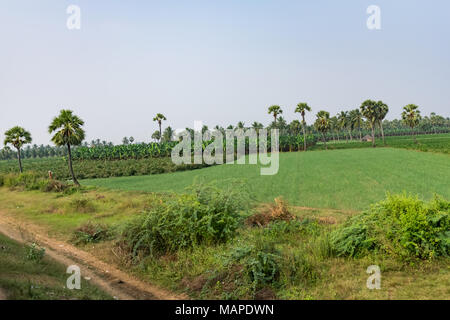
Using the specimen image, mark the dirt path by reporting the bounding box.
[0,288,7,300]
[0,211,186,300]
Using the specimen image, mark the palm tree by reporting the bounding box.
[268,105,283,125]
[329,116,339,141]
[162,126,174,142]
[289,120,302,136]
[295,102,311,151]
[402,104,421,143]
[48,110,85,186]
[360,100,378,147]
[376,101,389,145]
[337,111,351,142]
[236,121,245,129]
[3,126,32,173]
[349,109,364,141]
[314,111,331,150]
[151,130,161,142]
[251,122,264,133]
[153,113,167,141]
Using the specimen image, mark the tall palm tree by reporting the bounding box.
[153,113,167,141]
[268,105,283,125]
[376,101,389,145]
[236,121,245,129]
[295,102,311,151]
[329,116,339,141]
[360,100,378,147]
[402,104,421,143]
[349,109,364,141]
[337,111,351,142]
[162,126,174,142]
[314,111,331,150]
[48,110,85,186]
[3,126,32,173]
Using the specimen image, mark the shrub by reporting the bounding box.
[69,197,96,213]
[26,243,45,262]
[121,183,249,258]
[331,194,450,259]
[246,197,294,227]
[72,222,112,245]
[0,172,69,192]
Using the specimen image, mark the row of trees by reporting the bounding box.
[2,103,448,182]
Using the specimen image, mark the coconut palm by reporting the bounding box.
[3,126,32,173]
[151,130,161,142]
[162,126,174,142]
[376,101,389,145]
[153,113,167,141]
[360,100,378,147]
[295,102,312,151]
[268,105,283,125]
[251,122,264,133]
[48,110,85,186]
[402,104,421,143]
[337,111,351,142]
[236,121,245,129]
[329,116,339,141]
[349,109,364,141]
[314,111,331,150]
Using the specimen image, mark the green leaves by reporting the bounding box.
[4,126,32,149]
[48,110,85,147]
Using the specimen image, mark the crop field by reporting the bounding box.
[84,147,450,211]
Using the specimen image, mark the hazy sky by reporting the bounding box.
[1,0,449,145]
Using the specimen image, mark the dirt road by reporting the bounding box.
[0,210,186,300]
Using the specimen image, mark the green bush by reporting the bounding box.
[0,172,69,192]
[26,243,46,262]
[121,183,248,258]
[331,194,450,259]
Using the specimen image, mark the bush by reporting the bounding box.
[26,243,45,262]
[72,222,112,245]
[331,194,450,259]
[0,172,69,192]
[121,183,249,258]
[69,197,96,213]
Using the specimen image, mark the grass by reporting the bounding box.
[0,232,111,300]
[311,133,450,153]
[0,187,448,300]
[83,148,450,211]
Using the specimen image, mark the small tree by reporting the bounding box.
[151,130,161,142]
[350,109,364,141]
[295,102,311,151]
[153,113,167,141]
[3,126,32,173]
[402,104,421,143]
[49,110,85,186]
[314,111,331,150]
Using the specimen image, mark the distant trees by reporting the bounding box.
[314,111,331,150]
[295,102,311,151]
[337,111,352,142]
[48,110,85,186]
[162,126,174,143]
[402,104,421,143]
[153,113,167,142]
[3,126,32,173]
[151,130,161,142]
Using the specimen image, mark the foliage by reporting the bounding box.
[72,222,112,245]
[331,194,450,259]
[121,183,249,258]
[0,172,69,192]
[26,243,46,262]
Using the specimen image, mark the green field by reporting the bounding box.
[84,148,450,211]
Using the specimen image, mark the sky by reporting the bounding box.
[0,0,449,145]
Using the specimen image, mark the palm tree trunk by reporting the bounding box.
[159,122,162,142]
[17,148,23,173]
[348,129,353,141]
[322,133,327,150]
[379,121,386,145]
[371,124,375,148]
[359,128,362,141]
[302,116,307,151]
[67,144,80,186]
